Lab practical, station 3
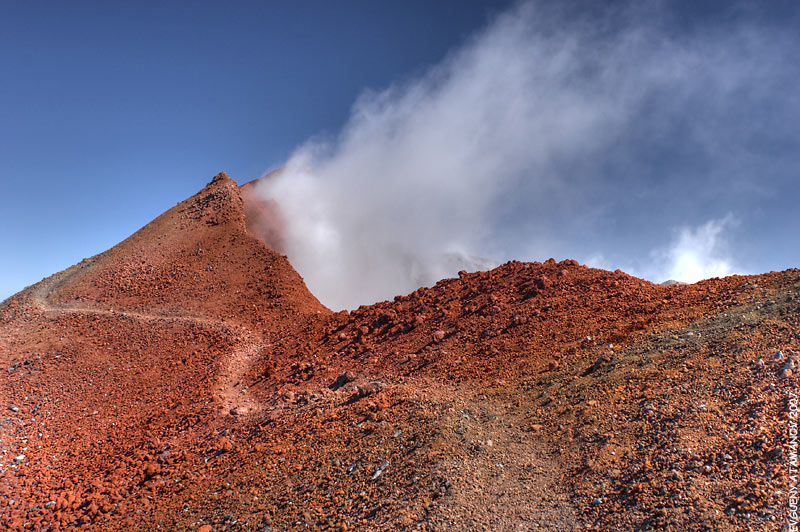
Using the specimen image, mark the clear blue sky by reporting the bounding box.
[2,1,799,304]
[0,1,511,300]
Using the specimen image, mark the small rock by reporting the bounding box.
[8,405,19,413]
[331,371,356,390]
[198,525,213,532]
[475,439,494,451]
[13,455,25,463]
[217,437,234,453]
[432,330,446,342]
[774,351,785,362]
[357,381,383,398]
[590,355,607,373]
[512,314,528,326]
[142,462,160,478]
[44,501,56,509]
[371,461,389,480]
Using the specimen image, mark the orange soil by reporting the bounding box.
[0,173,797,531]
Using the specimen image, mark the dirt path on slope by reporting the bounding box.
[27,259,264,418]
[412,384,581,531]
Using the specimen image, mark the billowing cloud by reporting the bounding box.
[254,1,799,309]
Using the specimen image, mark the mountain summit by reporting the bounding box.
[16,172,325,329]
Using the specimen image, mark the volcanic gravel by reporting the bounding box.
[1,173,797,531]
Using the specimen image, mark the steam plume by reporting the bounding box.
[255,1,798,309]
[649,216,738,284]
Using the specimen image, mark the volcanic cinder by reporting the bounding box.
[1,173,797,531]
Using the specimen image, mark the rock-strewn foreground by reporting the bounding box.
[1,173,797,531]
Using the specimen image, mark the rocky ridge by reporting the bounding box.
[0,173,797,531]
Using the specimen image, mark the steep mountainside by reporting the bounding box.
[41,172,325,328]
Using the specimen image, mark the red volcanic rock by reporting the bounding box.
[142,462,160,479]
[356,381,383,398]
[216,437,233,453]
[0,171,796,531]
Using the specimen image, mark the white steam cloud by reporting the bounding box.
[593,216,741,284]
[647,216,739,284]
[255,1,794,309]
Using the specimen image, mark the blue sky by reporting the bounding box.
[2,1,799,307]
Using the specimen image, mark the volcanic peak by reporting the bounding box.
[16,172,326,328]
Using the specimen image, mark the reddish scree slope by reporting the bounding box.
[46,172,325,327]
[1,173,798,532]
